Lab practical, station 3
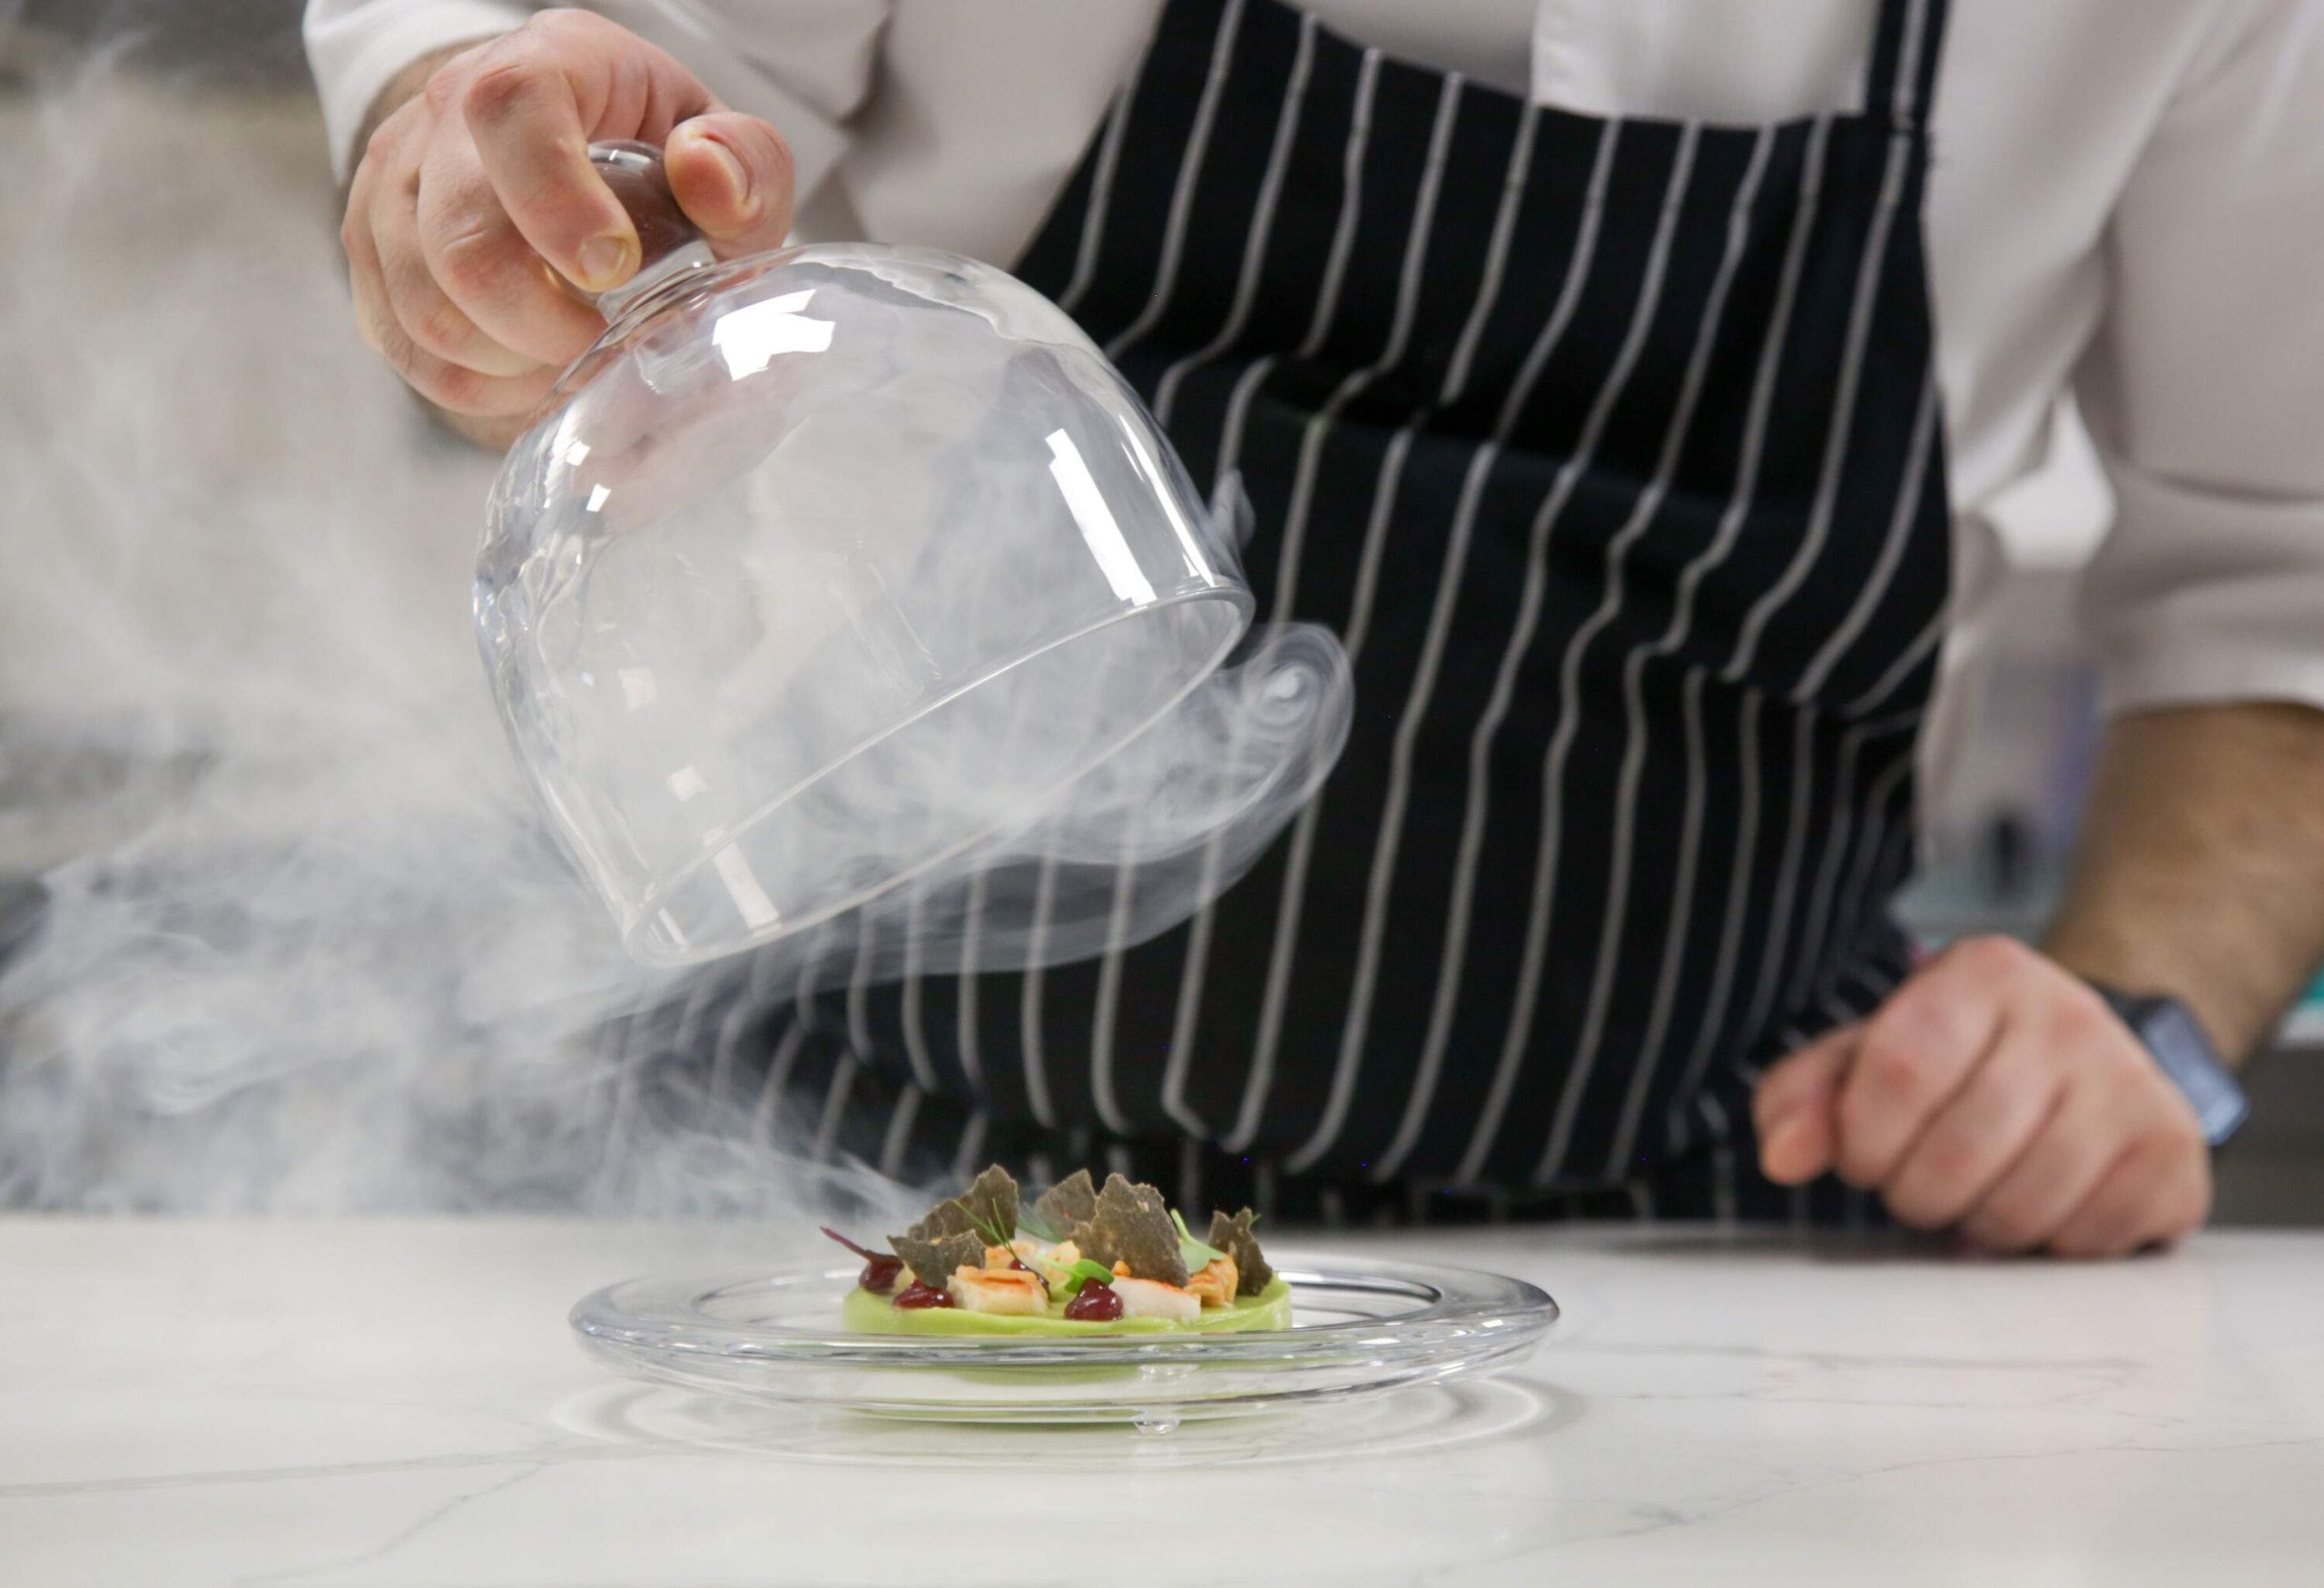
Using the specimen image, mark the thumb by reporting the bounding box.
[1752,1025,1856,1186]
[667,113,797,257]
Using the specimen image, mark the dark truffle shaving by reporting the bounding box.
[888,1164,1022,1281]
[1068,1173,1187,1287]
[952,1164,1019,1242]
[880,1164,1276,1298]
[904,1199,976,1242]
[1207,1208,1273,1297]
[889,1229,984,1287]
[1030,1167,1098,1235]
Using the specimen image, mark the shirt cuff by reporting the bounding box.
[2101,644,2324,719]
[2081,453,2324,718]
[307,1,535,183]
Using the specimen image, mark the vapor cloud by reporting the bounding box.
[0,37,1348,1214]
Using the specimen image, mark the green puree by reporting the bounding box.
[843,1276,1293,1336]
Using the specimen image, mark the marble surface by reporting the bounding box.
[3,1219,2321,1585]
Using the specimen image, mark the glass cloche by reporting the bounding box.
[475,143,1256,966]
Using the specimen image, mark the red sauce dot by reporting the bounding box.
[1063,1281,1123,1322]
[891,1281,953,1310]
[859,1255,902,1292]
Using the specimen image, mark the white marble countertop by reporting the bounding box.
[4,1218,2321,1585]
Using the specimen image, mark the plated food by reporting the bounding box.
[575,1190,1555,1418]
[826,1164,1291,1336]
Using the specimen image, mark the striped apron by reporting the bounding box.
[628,0,1956,1226]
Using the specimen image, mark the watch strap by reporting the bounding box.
[2093,987,2250,1149]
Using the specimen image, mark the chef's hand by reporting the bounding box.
[1752,936,2211,1258]
[340,8,794,436]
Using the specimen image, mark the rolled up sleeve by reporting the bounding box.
[2075,0,2324,717]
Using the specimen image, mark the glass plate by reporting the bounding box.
[569,1254,1557,1425]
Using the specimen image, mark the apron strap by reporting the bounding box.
[1864,0,1950,130]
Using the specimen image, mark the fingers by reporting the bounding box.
[2045,1063,2211,1258]
[343,8,780,421]
[371,171,537,377]
[344,57,581,416]
[463,51,636,291]
[2047,1126,2211,1259]
[367,303,562,419]
[415,126,607,368]
[1927,972,2212,1258]
[344,150,394,357]
[1753,1025,1856,1185]
[1752,938,2216,1260]
[1957,1074,2139,1253]
[666,113,796,254]
[1832,936,2025,1187]
[460,13,716,291]
[1877,1017,2065,1229]
[345,133,546,416]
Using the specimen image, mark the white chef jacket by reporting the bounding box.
[305,0,2324,761]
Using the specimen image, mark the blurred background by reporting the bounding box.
[2,0,2317,1219]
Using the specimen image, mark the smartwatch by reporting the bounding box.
[2088,985,2250,1148]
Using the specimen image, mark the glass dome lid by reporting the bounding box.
[476,144,1256,966]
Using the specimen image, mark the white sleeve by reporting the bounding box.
[303,2,881,202]
[304,0,538,181]
[2075,0,2324,716]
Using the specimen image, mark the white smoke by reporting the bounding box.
[0,42,812,1214]
[478,224,1353,981]
[0,24,1348,1212]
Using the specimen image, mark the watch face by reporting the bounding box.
[2135,999,2250,1148]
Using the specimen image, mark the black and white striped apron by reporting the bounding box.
[632,0,1955,1226]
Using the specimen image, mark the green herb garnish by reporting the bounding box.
[953,1197,1050,1299]
[1171,1208,1226,1274]
[1057,1258,1118,1297]
[956,1199,1007,1247]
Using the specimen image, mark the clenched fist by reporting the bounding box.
[1754,936,2213,1258]
[341,8,795,440]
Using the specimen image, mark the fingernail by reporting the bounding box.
[704,136,755,217]
[576,234,635,291]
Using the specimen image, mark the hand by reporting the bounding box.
[341,8,795,436]
[1752,936,2212,1258]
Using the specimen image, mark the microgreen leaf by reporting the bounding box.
[1058,1258,1117,1297]
[1171,1208,1226,1273]
[821,1227,881,1262]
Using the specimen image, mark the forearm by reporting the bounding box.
[2043,702,2324,1060]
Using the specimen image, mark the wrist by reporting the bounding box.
[2042,924,2249,1065]
[2082,981,2250,1148]
[2045,702,2324,1069]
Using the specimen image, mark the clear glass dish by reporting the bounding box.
[568,1254,1558,1425]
